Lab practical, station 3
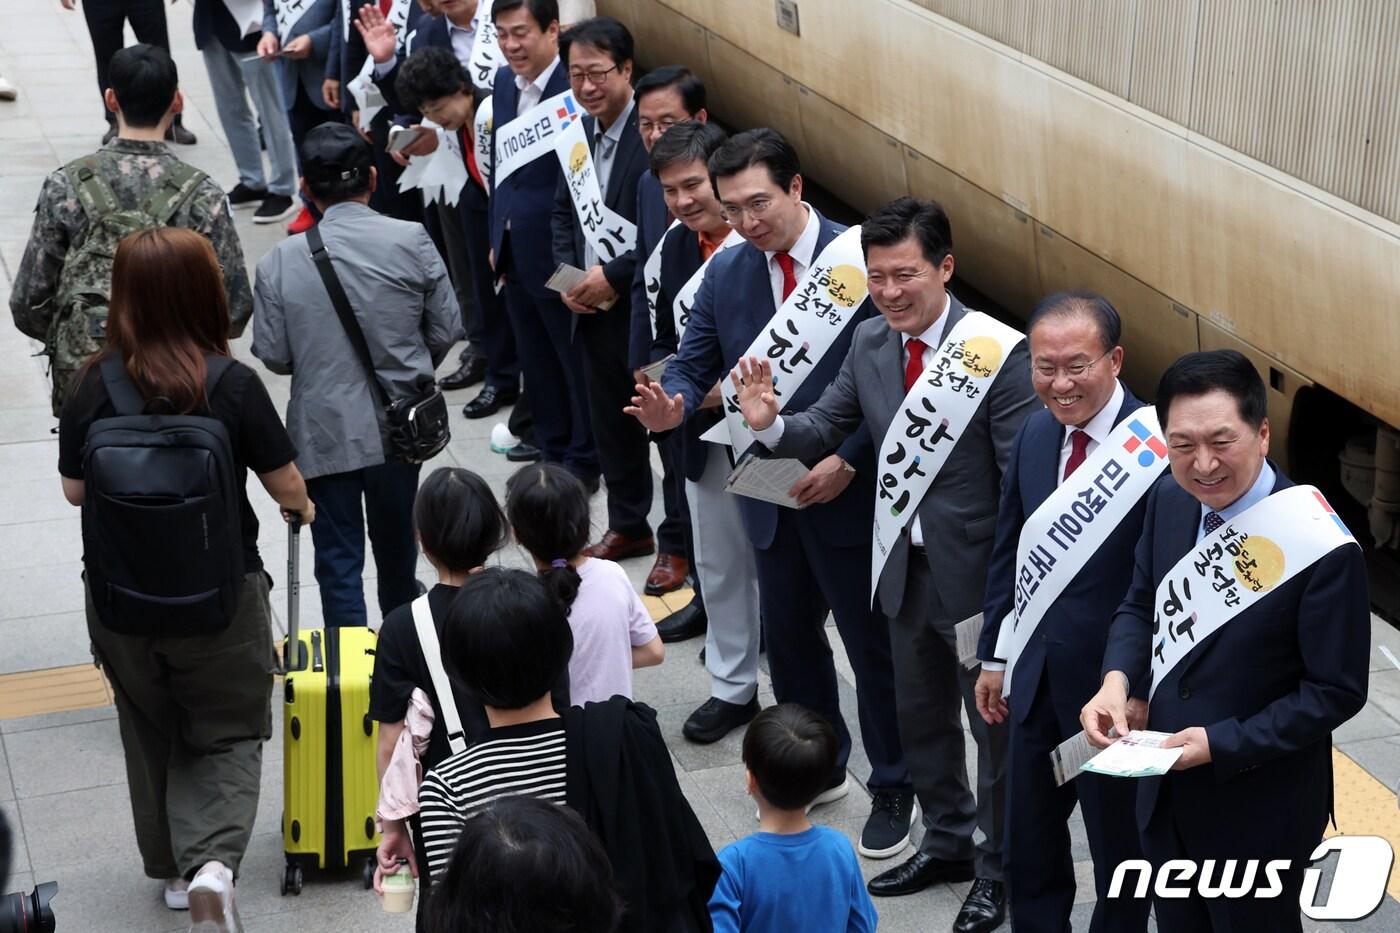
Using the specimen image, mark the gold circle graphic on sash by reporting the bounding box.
[568,141,588,174]
[1232,536,1286,593]
[826,264,867,308]
[961,336,1004,378]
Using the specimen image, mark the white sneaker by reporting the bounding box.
[756,776,851,821]
[490,422,521,453]
[0,75,15,102]
[187,861,241,932]
[164,877,190,910]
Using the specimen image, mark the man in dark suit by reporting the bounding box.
[628,129,914,860]
[728,197,1039,931]
[489,0,599,487]
[630,65,709,607]
[551,17,654,561]
[975,292,1155,933]
[1082,349,1370,932]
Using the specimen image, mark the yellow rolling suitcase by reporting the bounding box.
[279,518,381,895]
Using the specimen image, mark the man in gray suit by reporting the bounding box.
[253,124,462,628]
[735,197,1038,933]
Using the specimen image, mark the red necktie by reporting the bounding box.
[379,0,393,15]
[904,338,927,393]
[1063,429,1091,480]
[775,252,797,302]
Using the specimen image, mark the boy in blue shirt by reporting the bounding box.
[710,704,879,932]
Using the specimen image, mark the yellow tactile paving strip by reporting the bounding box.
[642,585,695,623]
[1327,747,1400,901]
[0,663,114,720]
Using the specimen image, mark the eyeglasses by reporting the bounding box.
[568,65,620,87]
[638,117,680,135]
[1032,348,1112,381]
[720,197,776,226]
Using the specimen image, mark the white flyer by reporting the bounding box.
[724,454,809,509]
[1051,730,1096,786]
[544,263,616,310]
[1080,731,1183,778]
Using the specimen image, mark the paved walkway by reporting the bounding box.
[1,3,1398,930]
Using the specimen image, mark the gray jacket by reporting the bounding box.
[252,201,462,479]
[770,295,1039,620]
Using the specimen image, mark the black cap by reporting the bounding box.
[300,123,374,188]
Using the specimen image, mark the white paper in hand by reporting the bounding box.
[1050,730,1096,786]
[724,454,808,509]
[1080,731,1183,778]
[954,614,984,669]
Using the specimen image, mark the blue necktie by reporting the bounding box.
[1204,511,1224,535]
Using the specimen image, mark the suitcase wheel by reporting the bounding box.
[363,858,375,890]
[281,861,304,897]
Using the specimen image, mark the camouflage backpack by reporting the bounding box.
[47,155,207,416]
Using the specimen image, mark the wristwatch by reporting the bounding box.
[838,457,856,475]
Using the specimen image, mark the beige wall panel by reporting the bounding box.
[699,34,808,155]
[913,1,1032,50]
[902,149,1042,318]
[606,0,714,83]
[1361,5,1400,222]
[793,87,908,214]
[1024,0,1134,98]
[1032,223,1199,406]
[1126,0,1199,125]
[1197,320,1315,475]
[1192,0,1283,159]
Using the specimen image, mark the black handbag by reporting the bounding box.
[306,225,450,464]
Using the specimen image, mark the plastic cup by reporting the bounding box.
[381,867,416,914]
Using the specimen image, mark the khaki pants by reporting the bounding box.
[88,571,276,879]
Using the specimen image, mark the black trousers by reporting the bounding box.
[457,187,521,392]
[82,0,182,126]
[577,305,654,540]
[656,432,692,558]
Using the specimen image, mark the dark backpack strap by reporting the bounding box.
[204,355,234,409]
[98,356,148,416]
[305,226,392,409]
[141,162,209,226]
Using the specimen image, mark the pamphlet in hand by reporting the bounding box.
[1080,730,1184,778]
[640,354,675,383]
[544,263,617,310]
[724,453,809,509]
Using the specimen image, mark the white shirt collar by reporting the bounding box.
[595,93,635,142]
[765,202,820,269]
[446,13,478,38]
[899,293,952,350]
[1061,380,1125,451]
[515,56,559,95]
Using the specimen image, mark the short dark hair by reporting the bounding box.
[426,796,623,933]
[707,128,800,193]
[414,468,507,573]
[108,44,178,127]
[1027,290,1123,353]
[634,66,706,115]
[1156,349,1268,430]
[650,121,728,178]
[505,463,591,613]
[860,196,953,266]
[300,123,374,202]
[492,0,559,30]
[742,704,838,811]
[560,16,633,68]
[441,568,574,710]
[395,47,471,113]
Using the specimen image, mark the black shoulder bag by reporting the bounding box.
[306,225,450,464]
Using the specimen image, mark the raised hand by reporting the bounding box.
[624,381,685,432]
[355,3,399,65]
[729,355,779,432]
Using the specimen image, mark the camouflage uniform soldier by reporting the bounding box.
[9,43,251,415]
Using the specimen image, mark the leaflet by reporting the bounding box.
[543,263,616,310]
[1080,730,1183,778]
[1051,730,1097,786]
[724,454,809,509]
[640,354,674,384]
[954,614,984,669]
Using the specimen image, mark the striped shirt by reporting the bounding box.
[418,719,569,881]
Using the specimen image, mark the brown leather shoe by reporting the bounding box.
[585,530,656,562]
[644,553,689,596]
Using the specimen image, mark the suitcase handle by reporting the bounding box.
[283,516,307,673]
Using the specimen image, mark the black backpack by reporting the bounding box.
[81,356,244,637]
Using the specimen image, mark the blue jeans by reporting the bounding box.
[306,462,421,628]
[199,39,297,196]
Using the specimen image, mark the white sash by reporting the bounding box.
[340,0,351,41]
[871,311,1025,602]
[493,88,577,187]
[473,95,495,191]
[273,0,315,39]
[467,0,504,91]
[644,219,682,338]
[995,407,1169,700]
[672,229,744,344]
[554,118,638,263]
[411,595,467,755]
[222,0,264,38]
[345,0,410,131]
[397,123,469,207]
[700,225,870,453]
[1148,484,1357,699]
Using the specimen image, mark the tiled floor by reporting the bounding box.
[1,2,1398,930]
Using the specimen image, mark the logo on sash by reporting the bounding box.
[699,224,869,453]
[553,119,638,263]
[871,311,1024,602]
[1148,485,1357,698]
[994,407,1169,699]
[493,89,577,187]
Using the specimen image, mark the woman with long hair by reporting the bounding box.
[57,227,314,932]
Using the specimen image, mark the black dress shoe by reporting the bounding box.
[656,602,707,643]
[954,878,1006,933]
[505,442,542,462]
[682,696,759,744]
[439,354,486,390]
[462,385,518,419]
[867,852,974,897]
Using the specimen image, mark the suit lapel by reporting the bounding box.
[877,328,906,418]
[603,109,643,212]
